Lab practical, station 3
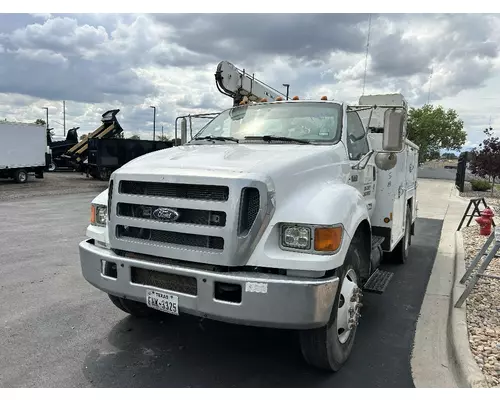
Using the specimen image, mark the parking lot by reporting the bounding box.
[0,173,444,388]
[0,172,108,202]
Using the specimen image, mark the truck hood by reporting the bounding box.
[117,143,348,185]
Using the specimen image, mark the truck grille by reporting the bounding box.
[117,203,227,227]
[119,180,229,202]
[110,175,271,266]
[116,225,224,250]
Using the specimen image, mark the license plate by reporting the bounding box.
[146,289,179,316]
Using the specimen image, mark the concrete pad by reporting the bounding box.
[411,294,456,388]
[424,251,455,297]
[416,179,455,220]
[411,177,489,388]
[411,179,470,388]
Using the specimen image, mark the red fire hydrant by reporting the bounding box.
[476,207,495,236]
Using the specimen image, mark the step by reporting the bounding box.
[371,235,385,249]
[363,268,394,294]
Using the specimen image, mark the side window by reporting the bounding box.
[346,112,369,160]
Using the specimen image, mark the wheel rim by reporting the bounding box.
[49,163,56,171]
[336,268,363,344]
[19,172,27,181]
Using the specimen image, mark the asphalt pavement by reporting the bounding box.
[0,191,443,388]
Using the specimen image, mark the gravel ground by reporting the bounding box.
[462,225,500,388]
[0,172,108,201]
[460,191,500,201]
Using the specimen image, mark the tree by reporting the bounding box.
[128,134,141,140]
[34,119,46,126]
[441,152,458,160]
[407,104,467,162]
[469,136,500,193]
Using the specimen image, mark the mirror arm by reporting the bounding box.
[352,150,375,170]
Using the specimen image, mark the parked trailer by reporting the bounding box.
[0,121,48,183]
[86,137,174,180]
[47,127,80,171]
[61,109,124,172]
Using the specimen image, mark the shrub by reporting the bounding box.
[470,179,492,192]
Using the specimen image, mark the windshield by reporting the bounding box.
[191,102,342,144]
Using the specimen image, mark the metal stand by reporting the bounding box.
[457,197,495,231]
[455,229,500,308]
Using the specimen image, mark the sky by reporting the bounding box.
[0,12,499,151]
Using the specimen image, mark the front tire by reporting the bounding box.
[299,233,366,371]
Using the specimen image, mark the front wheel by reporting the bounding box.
[14,169,28,183]
[299,234,366,371]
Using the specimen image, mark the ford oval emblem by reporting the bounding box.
[152,207,180,222]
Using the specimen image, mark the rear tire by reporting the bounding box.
[14,169,28,183]
[108,294,158,318]
[299,233,367,371]
[393,204,412,264]
[48,162,56,172]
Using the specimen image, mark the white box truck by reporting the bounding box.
[0,121,48,183]
[78,90,419,372]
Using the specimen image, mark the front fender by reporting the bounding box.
[247,181,371,271]
[85,188,109,245]
[92,188,108,206]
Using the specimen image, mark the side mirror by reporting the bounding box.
[383,108,405,152]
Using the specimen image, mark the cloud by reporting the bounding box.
[0,12,499,148]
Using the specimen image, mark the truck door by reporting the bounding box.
[346,111,376,218]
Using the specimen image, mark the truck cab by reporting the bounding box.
[79,94,417,372]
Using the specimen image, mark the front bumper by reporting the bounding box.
[79,239,339,329]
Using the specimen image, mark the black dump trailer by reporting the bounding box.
[87,138,174,180]
[47,127,80,171]
[61,109,124,173]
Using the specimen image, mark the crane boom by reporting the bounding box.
[215,61,287,106]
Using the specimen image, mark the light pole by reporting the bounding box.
[63,100,66,136]
[150,106,156,141]
[282,84,290,100]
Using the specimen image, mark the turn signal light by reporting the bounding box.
[276,96,283,101]
[314,227,342,252]
[90,204,96,224]
[261,98,268,102]
[321,96,328,100]
[292,96,299,100]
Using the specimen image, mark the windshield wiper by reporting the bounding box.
[244,135,311,144]
[193,135,239,143]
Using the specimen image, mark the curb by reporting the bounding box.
[448,227,489,387]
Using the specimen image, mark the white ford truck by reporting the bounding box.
[79,90,418,372]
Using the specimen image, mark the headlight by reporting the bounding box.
[281,225,312,250]
[280,223,343,253]
[91,204,107,227]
